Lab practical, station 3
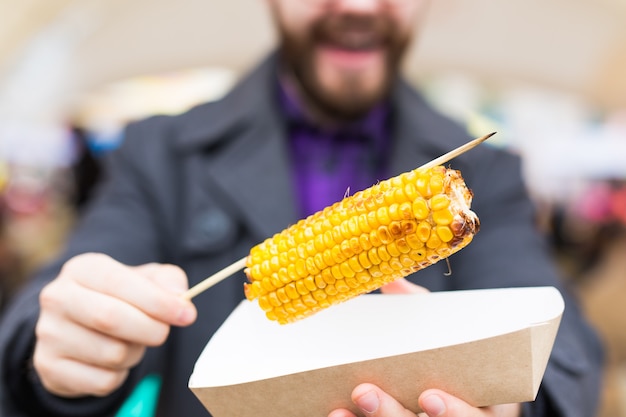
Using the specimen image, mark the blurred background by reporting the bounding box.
[0,0,625,415]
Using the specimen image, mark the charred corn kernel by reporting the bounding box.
[396,238,411,254]
[406,233,424,249]
[244,165,479,324]
[378,226,392,244]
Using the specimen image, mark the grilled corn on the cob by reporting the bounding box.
[244,165,479,324]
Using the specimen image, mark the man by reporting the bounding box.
[0,0,603,416]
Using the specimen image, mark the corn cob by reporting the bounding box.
[243,165,480,324]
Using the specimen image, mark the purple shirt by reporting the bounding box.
[278,83,391,218]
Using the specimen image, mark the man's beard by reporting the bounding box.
[278,13,411,121]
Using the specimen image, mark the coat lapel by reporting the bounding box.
[174,55,299,243]
[204,113,298,241]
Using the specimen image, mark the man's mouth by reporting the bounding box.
[331,31,383,50]
[316,32,386,71]
[316,45,384,71]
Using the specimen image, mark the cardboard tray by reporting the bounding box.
[189,286,563,417]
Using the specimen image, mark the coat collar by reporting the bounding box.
[173,54,282,151]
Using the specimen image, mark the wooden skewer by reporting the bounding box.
[417,131,496,171]
[182,132,496,300]
[183,257,248,300]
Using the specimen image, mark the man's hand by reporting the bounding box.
[328,383,521,417]
[328,281,521,417]
[33,253,197,397]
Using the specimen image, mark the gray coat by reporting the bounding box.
[0,55,604,417]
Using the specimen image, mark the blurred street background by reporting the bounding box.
[0,1,625,415]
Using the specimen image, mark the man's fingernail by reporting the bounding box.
[421,394,446,417]
[178,306,195,324]
[356,390,380,414]
[422,394,446,417]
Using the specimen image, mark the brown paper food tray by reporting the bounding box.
[189,286,563,417]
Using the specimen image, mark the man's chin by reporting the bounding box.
[313,77,389,120]
[313,91,385,121]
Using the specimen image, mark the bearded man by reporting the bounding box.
[0,1,603,417]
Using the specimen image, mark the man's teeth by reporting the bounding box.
[336,39,378,50]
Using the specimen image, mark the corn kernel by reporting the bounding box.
[436,226,454,242]
[430,194,450,211]
[412,198,429,220]
[433,209,454,225]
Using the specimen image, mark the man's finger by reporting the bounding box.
[351,383,416,417]
[33,353,129,398]
[63,254,195,326]
[36,314,145,370]
[42,280,172,346]
[133,263,189,295]
[418,389,521,417]
[380,278,429,294]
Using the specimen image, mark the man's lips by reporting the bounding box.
[316,46,385,71]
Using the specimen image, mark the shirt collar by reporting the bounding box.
[276,76,390,146]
